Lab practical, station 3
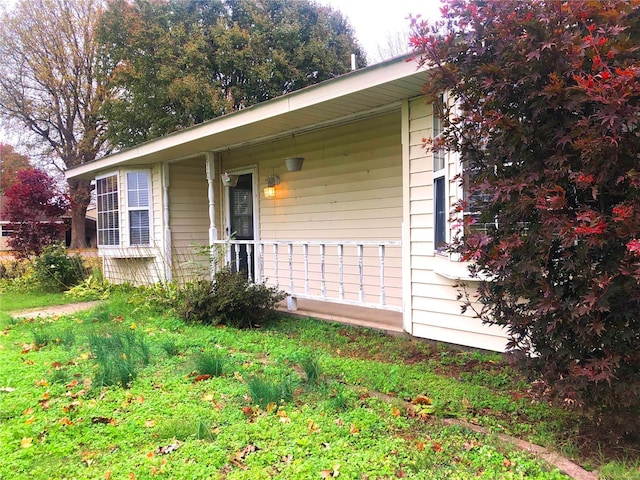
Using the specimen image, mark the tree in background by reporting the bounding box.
[0,0,110,249]
[4,168,70,258]
[98,0,366,148]
[0,144,30,193]
[412,0,640,433]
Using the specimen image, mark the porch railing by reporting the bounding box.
[209,240,403,312]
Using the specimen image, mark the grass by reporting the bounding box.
[0,290,636,478]
[0,291,73,313]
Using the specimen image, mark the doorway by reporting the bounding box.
[226,172,256,279]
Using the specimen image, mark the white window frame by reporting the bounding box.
[433,94,448,253]
[96,172,120,247]
[125,170,153,247]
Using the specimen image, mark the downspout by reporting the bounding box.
[162,162,172,283]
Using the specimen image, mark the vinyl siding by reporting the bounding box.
[405,97,508,351]
[219,112,403,308]
[167,157,212,280]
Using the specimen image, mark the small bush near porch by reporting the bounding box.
[1,292,638,478]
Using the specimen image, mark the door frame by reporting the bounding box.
[224,166,260,274]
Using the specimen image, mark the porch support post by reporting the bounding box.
[205,151,219,245]
[162,162,172,283]
[206,152,219,277]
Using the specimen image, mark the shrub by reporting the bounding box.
[33,244,87,292]
[177,268,286,328]
[64,274,112,301]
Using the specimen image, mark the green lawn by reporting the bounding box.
[0,291,75,313]
[0,292,628,479]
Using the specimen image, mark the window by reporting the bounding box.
[433,95,447,251]
[126,171,151,246]
[96,174,119,246]
[1,225,13,237]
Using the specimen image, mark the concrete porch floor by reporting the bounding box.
[277,298,404,335]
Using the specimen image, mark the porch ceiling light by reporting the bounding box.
[264,174,280,199]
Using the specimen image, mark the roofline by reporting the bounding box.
[66,54,426,180]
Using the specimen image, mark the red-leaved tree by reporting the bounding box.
[4,168,70,258]
[411,0,640,426]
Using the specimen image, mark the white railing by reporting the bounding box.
[210,240,402,312]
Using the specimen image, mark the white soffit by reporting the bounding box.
[67,56,430,179]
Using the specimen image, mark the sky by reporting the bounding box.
[318,0,442,63]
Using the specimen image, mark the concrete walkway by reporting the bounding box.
[10,300,102,319]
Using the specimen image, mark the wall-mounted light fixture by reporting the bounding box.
[264,174,280,199]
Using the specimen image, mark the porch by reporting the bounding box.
[207,239,405,334]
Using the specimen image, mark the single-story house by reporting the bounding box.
[66,55,508,352]
[0,195,97,251]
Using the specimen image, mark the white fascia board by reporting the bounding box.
[67,56,429,180]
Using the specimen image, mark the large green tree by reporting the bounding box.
[0,0,110,248]
[411,0,640,430]
[98,0,366,147]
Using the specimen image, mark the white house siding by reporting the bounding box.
[167,157,212,280]
[404,97,508,351]
[219,112,403,308]
[100,164,165,285]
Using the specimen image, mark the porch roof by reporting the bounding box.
[66,55,430,180]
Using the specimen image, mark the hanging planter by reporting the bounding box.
[221,172,239,187]
[285,157,304,172]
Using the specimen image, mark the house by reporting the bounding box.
[65,55,508,352]
[0,195,97,252]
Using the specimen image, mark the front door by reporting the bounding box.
[227,173,255,279]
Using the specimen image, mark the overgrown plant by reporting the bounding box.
[177,267,286,328]
[33,244,87,292]
[193,351,226,377]
[411,0,640,429]
[88,329,151,388]
[247,375,294,408]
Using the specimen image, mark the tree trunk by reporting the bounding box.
[68,178,92,249]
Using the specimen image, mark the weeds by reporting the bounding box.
[247,375,294,408]
[299,353,323,385]
[88,329,151,388]
[193,351,226,377]
[159,338,180,356]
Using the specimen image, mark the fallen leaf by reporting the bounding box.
[145,419,157,428]
[23,408,34,415]
[128,474,136,480]
[147,451,155,458]
[308,419,321,433]
[21,437,33,448]
[391,407,401,417]
[412,394,432,405]
[35,379,48,387]
[349,424,359,435]
[155,440,180,455]
[416,441,425,451]
[431,442,442,452]
[59,417,74,426]
[202,393,215,402]
[104,471,112,480]
[25,416,35,425]
[113,315,124,323]
[396,469,406,478]
[229,443,258,469]
[51,361,63,369]
[91,416,115,425]
[0,387,15,393]
[194,374,212,383]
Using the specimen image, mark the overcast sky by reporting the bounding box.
[318,0,442,62]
